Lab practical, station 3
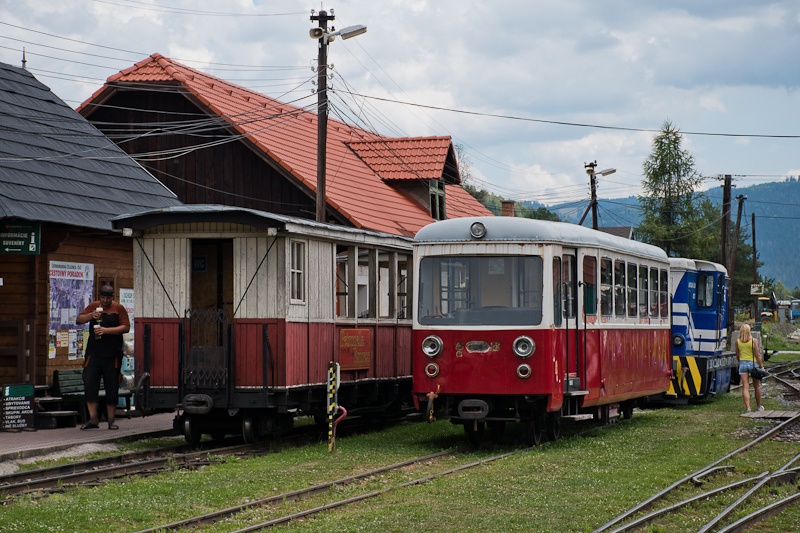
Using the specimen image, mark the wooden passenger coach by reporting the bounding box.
[113,205,413,444]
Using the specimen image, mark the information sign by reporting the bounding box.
[1,222,41,255]
[339,328,371,371]
[1,384,35,431]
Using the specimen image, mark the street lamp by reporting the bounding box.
[579,161,616,230]
[310,11,367,222]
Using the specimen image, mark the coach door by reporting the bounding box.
[183,239,234,397]
[562,250,580,387]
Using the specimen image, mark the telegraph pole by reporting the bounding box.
[311,10,334,223]
[578,162,615,230]
[720,175,732,271]
[752,212,758,320]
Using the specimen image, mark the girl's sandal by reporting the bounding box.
[108,423,119,430]
[80,422,100,430]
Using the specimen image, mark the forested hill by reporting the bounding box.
[546,178,800,290]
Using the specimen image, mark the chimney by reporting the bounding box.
[501,200,515,217]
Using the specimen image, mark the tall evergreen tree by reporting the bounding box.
[636,120,706,256]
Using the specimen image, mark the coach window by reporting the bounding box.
[659,268,669,318]
[335,245,356,318]
[614,260,626,317]
[553,257,562,326]
[627,263,638,317]
[649,267,659,317]
[583,256,597,316]
[639,265,648,317]
[397,254,410,319]
[600,258,612,316]
[697,273,714,308]
[290,240,305,303]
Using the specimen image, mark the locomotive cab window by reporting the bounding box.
[418,255,543,326]
[696,273,714,308]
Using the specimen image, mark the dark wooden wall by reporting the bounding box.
[0,224,133,386]
[87,90,319,219]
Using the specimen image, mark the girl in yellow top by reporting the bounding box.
[735,323,765,413]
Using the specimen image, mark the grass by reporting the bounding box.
[2,363,799,532]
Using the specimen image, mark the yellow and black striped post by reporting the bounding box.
[327,361,339,452]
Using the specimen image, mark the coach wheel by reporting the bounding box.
[545,413,561,442]
[464,420,485,447]
[524,415,543,446]
[242,414,259,444]
[488,420,506,441]
[183,415,202,447]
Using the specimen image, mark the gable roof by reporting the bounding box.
[0,61,181,230]
[78,53,490,237]
[347,137,456,181]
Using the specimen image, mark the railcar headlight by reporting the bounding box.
[422,335,443,357]
[517,364,532,379]
[672,334,685,347]
[513,335,535,358]
[470,221,487,239]
[425,363,440,377]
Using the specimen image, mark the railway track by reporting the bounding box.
[593,387,800,533]
[132,447,525,532]
[0,441,267,501]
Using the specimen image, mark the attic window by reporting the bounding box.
[430,180,446,221]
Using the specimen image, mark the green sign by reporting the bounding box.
[0,222,41,255]
[2,383,35,430]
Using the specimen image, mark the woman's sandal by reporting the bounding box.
[80,422,100,430]
[108,423,119,430]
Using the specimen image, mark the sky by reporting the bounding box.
[2,0,799,219]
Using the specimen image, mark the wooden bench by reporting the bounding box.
[52,369,133,421]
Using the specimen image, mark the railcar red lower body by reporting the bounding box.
[413,326,670,438]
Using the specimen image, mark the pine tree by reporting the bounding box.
[636,120,706,256]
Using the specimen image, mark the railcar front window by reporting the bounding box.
[697,273,714,308]
[418,256,543,326]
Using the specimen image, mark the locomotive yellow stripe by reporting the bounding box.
[683,357,701,396]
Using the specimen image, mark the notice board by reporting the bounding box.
[2,383,35,431]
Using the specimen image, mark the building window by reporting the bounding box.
[430,179,446,220]
[290,240,305,302]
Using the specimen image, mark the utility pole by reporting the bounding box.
[727,194,745,343]
[311,9,334,223]
[579,161,615,230]
[752,212,758,321]
[720,175,732,272]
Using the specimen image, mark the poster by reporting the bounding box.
[49,261,94,358]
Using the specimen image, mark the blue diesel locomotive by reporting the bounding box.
[665,258,738,401]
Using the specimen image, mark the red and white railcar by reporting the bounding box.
[412,217,671,444]
[113,205,413,444]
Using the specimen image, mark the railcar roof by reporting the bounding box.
[415,217,668,261]
[112,204,413,245]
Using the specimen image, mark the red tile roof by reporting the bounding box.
[78,54,491,237]
[348,137,452,180]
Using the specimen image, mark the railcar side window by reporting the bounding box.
[290,240,305,303]
[600,258,612,316]
[583,256,597,316]
[697,273,714,308]
[660,268,668,318]
[639,265,648,318]
[563,255,576,319]
[627,263,638,317]
[418,256,543,326]
[553,257,562,326]
[649,267,659,317]
[614,260,626,317]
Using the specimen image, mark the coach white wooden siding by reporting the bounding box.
[287,238,335,323]
[134,235,189,319]
[235,235,284,319]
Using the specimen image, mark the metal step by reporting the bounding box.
[561,414,594,421]
[564,389,589,397]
